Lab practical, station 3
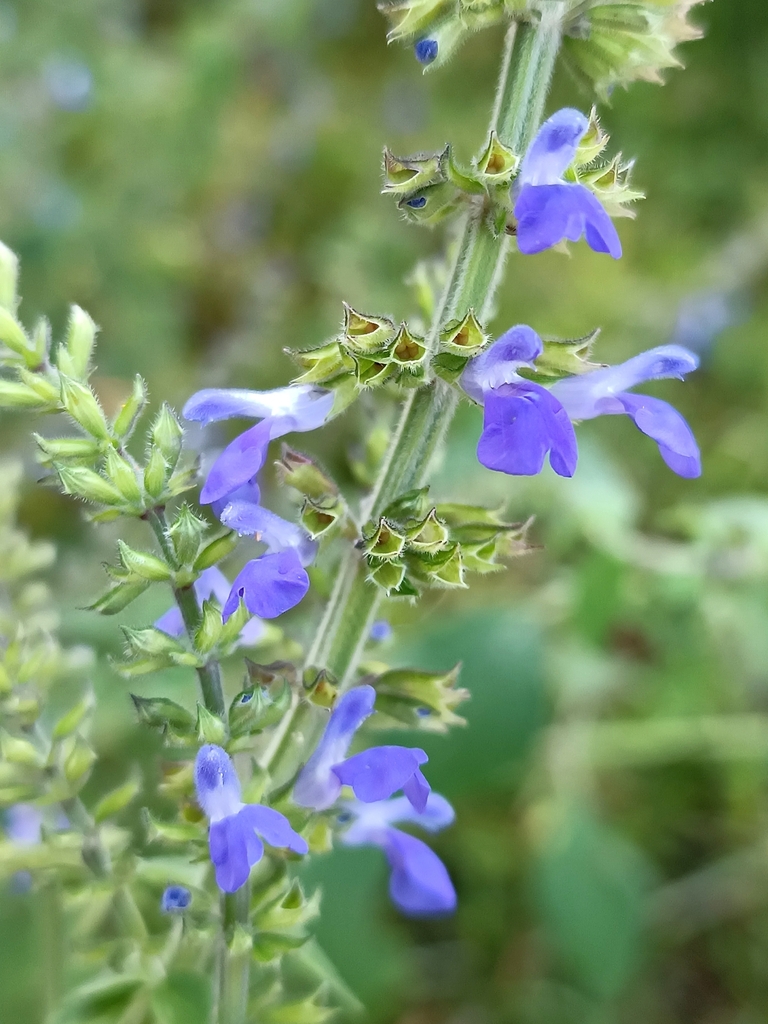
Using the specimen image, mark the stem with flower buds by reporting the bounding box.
[265,10,565,784]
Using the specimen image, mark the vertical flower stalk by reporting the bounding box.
[266,10,567,783]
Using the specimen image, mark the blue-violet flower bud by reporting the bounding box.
[161,885,192,913]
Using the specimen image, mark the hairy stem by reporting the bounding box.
[145,507,227,718]
[266,13,564,783]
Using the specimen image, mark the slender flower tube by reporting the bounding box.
[195,744,308,893]
[514,108,622,258]
[462,328,701,478]
[183,385,334,506]
[293,686,432,813]
[550,344,702,477]
[155,566,265,646]
[340,793,457,916]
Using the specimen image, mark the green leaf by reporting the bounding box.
[534,802,654,999]
[93,776,141,822]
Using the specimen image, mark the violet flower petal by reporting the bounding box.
[239,804,308,855]
[221,500,317,567]
[515,182,622,259]
[222,549,309,621]
[618,393,702,478]
[293,685,377,811]
[550,344,700,421]
[209,811,264,893]
[520,107,589,186]
[341,793,456,846]
[183,384,334,430]
[332,746,429,810]
[194,744,242,821]
[460,324,543,403]
[384,828,457,917]
[478,382,577,478]
[200,420,272,505]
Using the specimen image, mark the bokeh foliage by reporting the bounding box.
[3,0,768,1022]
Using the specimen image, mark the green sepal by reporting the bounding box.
[63,736,97,786]
[289,341,354,384]
[277,446,339,500]
[165,461,200,498]
[303,667,338,709]
[397,180,465,226]
[342,303,398,355]
[562,1,704,100]
[169,504,207,566]
[443,146,486,195]
[382,146,447,195]
[130,694,196,734]
[475,130,519,184]
[18,367,59,404]
[377,0,452,41]
[432,351,469,385]
[86,579,150,615]
[58,376,111,441]
[35,435,104,466]
[381,487,431,522]
[194,530,239,570]
[301,496,345,540]
[121,626,199,666]
[92,776,141,823]
[104,449,143,504]
[353,355,395,390]
[263,991,333,1024]
[0,241,19,314]
[439,309,487,355]
[370,663,469,732]
[579,155,645,217]
[253,932,310,963]
[52,691,93,739]
[406,543,467,588]
[144,810,205,846]
[58,465,124,506]
[62,305,97,380]
[195,598,224,654]
[150,403,183,471]
[390,324,428,369]
[405,508,450,552]
[255,879,320,932]
[0,379,55,410]
[117,539,172,581]
[1,730,44,767]
[112,375,147,439]
[573,106,610,166]
[196,702,227,744]
[143,445,168,498]
[368,558,406,595]
[363,517,406,559]
[520,328,603,383]
[219,598,252,647]
[229,679,292,737]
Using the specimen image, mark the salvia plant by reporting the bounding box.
[0,0,708,1021]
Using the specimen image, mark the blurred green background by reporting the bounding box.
[4,0,768,1021]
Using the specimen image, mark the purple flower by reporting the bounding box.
[415,39,438,65]
[194,744,307,893]
[155,566,265,647]
[293,686,431,813]
[550,344,702,478]
[461,325,577,478]
[340,793,457,917]
[161,885,191,913]
[370,619,392,643]
[462,329,701,479]
[222,549,310,621]
[220,499,317,568]
[514,108,622,259]
[183,385,334,507]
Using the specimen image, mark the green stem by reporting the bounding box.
[220,889,251,1024]
[145,507,226,719]
[266,12,565,783]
